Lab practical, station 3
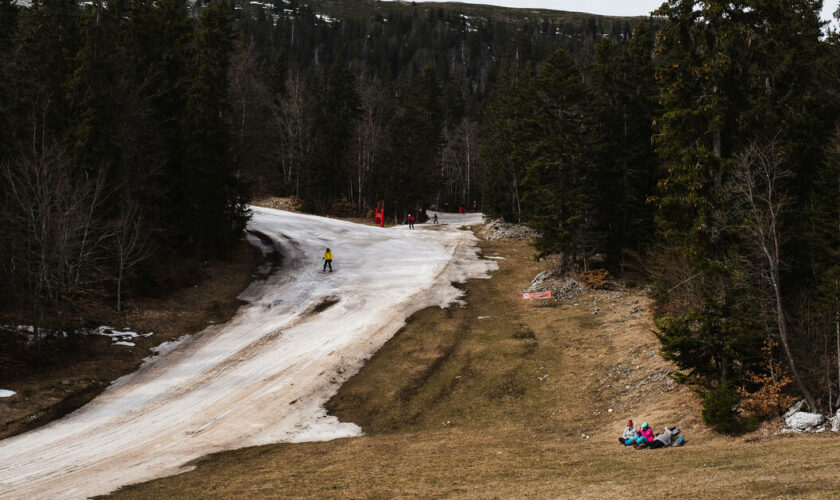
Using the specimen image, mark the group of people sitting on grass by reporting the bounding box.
[619,420,684,449]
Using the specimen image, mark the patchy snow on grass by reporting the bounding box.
[146,335,191,359]
[0,209,496,499]
[0,390,16,398]
[1,324,150,348]
[78,326,152,347]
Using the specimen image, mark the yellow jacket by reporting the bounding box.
[324,250,333,260]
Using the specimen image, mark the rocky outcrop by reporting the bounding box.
[784,411,826,432]
[781,400,837,433]
[524,271,582,301]
[829,410,840,432]
[480,219,539,241]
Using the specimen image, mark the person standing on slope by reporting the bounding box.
[323,248,333,272]
[408,214,415,230]
[433,213,439,224]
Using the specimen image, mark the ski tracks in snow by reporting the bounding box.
[0,208,495,499]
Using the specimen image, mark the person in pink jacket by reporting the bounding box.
[629,422,655,447]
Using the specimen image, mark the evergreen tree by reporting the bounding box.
[300,63,360,212]
[376,66,443,218]
[588,22,659,264]
[652,0,829,410]
[12,0,80,141]
[181,0,248,256]
[521,48,598,264]
[0,0,19,162]
[479,63,535,222]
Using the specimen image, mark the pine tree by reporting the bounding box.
[521,48,598,265]
[300,63,360,212]
[0,0,19,162]
[13,0,80,141]
[376,66,443,218]
[479,63,535,222]
[181,0,248,256]
[588,22,660,266]
[652,0,829,410]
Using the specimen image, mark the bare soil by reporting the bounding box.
[0,239,263,440]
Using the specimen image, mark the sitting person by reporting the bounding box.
[619,420,638,445]
[649,427,681,449]
[629,422,655,448]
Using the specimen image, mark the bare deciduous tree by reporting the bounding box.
[722,140,816,410]
[0,141,106,350]
[111,200,151,312]
[440,118,480,207]
[351,82,387,212]
[274,75,310,196]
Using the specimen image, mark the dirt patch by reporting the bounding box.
[512,326,536,340]
[310,297,340,314]
[250,196,301,212]
[0,239,264,440]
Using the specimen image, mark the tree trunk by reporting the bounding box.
[116,260,124,313]
[771,267,816,410]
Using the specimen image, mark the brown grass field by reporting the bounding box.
[107,237,840,499]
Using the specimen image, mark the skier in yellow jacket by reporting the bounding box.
[323,248,333,272]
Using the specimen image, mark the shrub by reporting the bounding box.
[577,269,611,289]
[702,382,742,433]
[737,340,798,419]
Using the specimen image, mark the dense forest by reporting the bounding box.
[0,0,637,337]
[1,0,839,430]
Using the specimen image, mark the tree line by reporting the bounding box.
[2,0,838,432]
[478,0,840,430]
[0,0,630,358]
[0,0,248,356]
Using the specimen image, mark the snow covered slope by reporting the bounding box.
[0,208,495,499]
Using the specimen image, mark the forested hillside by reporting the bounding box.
[0,0,641,343]
[1,0,839,432]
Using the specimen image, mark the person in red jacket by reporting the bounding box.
[407,214,415,230]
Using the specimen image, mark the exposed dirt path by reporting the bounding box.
[0,209,494,499]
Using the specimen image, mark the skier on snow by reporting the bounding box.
[323,248,333,272]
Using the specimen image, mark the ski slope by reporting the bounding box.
[0,208,495,499]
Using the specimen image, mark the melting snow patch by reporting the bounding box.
[0,389,16,398]
[147,335,190,359]
[0,209,497,499]
[80,326,149,346]
[485,256,505,260]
